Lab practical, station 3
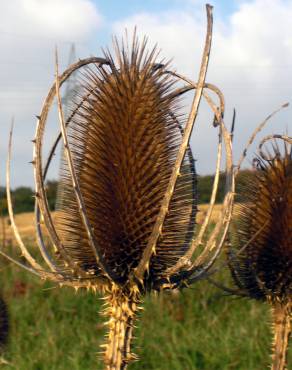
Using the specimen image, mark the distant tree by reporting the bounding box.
[0,170,256,214]
[0,181,59,215]
[197,173,226,204]
[45,180,58,211]
[0,187,7,216]
[12,187,34,214]
[197,169,257,204]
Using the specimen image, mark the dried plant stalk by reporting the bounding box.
[272,302,291,370]
[2,5,235,369]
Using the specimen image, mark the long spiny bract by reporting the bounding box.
[229,140,292,370]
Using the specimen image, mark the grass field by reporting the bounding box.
[0,212,290,369]
[0,204,223,243]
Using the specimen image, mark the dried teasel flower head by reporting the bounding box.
[2,5,235,369]
[230,136,292,305]
[227,132,292,370]
[53,39,198,287]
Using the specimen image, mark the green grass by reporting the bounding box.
[0,255,290,369]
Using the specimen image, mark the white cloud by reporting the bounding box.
[1,0,292,187]
[0,0,102,187]
[1,0,101,40]
[113,0,292,174]
[113,11,205,75]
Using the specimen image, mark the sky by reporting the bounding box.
[0,0,291,188]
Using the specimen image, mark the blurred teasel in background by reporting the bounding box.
[225,131,292,370]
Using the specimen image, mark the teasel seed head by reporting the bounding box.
[230,139,292,305]
[54,36,197,290]
[5,6,235,368]
[228,136,292,370]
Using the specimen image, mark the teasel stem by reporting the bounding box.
[271,302,291,370]
[102,286,140,370]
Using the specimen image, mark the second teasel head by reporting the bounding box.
[227,135,291,370]
[229,138,292,305]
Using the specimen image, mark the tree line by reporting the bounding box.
[0,180,57,215]
[0,170,256,216]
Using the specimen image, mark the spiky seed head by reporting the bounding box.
[54,35,197,289]
[229,142,292,305]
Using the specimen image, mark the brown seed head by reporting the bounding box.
[54,36,197,287]
[230,141,292,304]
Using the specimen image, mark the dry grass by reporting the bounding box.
[0,204,231,246]
[0,212,35,246]
[0,212,57,246]
[196,204,222,225]
[0,250,283,370]
[0,204,287,369]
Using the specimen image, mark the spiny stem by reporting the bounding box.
[271,302,291,370]
[102,287,140,370]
